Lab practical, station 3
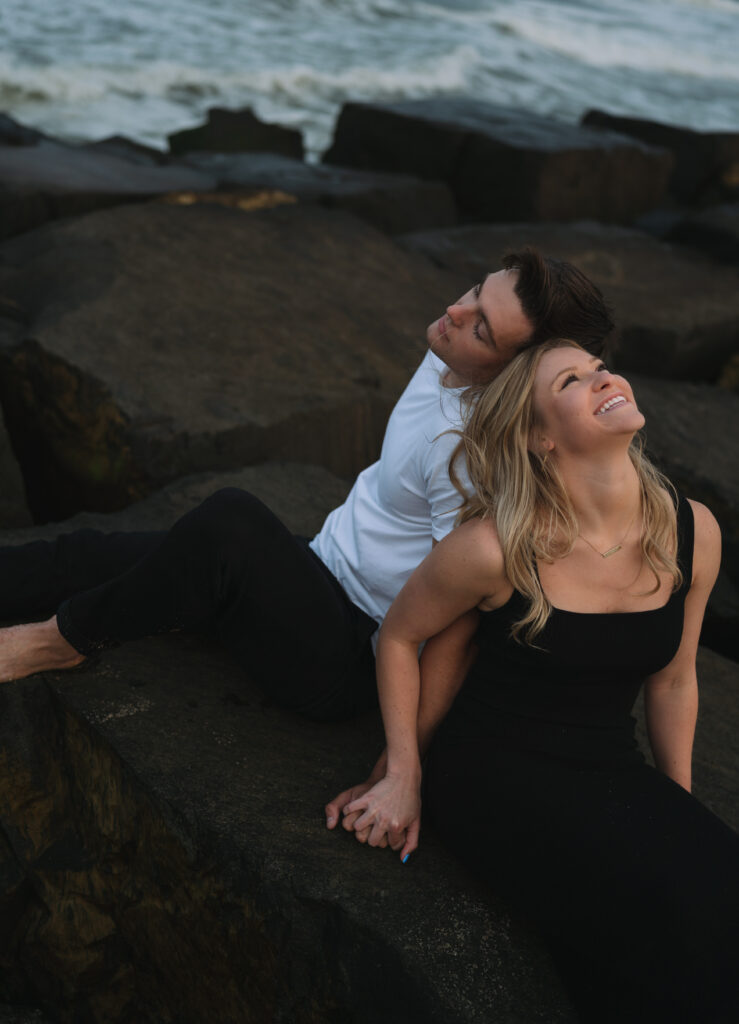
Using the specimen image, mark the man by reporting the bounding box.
[0,248,613,734]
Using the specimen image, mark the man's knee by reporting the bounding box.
[180,488,287,558]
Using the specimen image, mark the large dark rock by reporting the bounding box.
[400,221,739,381]
[173,151,457,235]
[0,202,465,521]
[0,461,352,547]
[82,135,169,167]
[0,406,30,528]
[665,203,739,265]
[582,110,739,205]
[0,137,215,241]
[324,99,672,224]
[0,463,576,1024]
[168,107,304,160]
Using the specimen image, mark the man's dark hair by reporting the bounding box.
[502,246,615,356]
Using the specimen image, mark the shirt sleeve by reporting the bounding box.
[424,418,472,544]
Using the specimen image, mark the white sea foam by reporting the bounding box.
[1,0,737,153]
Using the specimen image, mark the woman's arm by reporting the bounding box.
[324,610,478,847]
[643,501,721,792]
[344,518,506,859]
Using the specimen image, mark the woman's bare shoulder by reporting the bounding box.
[436,516,505,577]
[686,499,721,583]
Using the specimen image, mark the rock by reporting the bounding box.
[0,139,216,241]
[173,151,457,234]
[0,464,576,1023]
[718,352,739,394]
[665,203,739,265]
[324,99,672,224]
[0,404,30,528]
[82,135,169,167]
[400,221,739,380]
[0,461,352,547]
[0,202,465,521]
[0,113,48,147]
[168,107,304,160]
[0,646,574,1024]
[0,1008,54,1024]
[582,110,739,205]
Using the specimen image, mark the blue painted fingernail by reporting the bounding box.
[402,853,410,864]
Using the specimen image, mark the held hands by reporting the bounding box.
[325,759,421,863]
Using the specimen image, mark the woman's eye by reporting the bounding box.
[597,363,609,373]
[561,373,578,388]
[473,320,484,341]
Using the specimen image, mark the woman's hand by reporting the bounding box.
[343,772,421,862]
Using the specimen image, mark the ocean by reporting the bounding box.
[1,0,738,158]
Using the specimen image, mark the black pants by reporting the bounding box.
[1,488,379,721]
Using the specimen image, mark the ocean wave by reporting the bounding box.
[492,2,739,82]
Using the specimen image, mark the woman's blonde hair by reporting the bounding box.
[450,338,682,644]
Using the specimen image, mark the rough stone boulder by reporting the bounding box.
[400,220,739,380]
[324,99,672,224]
[173,151,457,235]
[168,107,304,160]
[0,202,465,521]
[582,110,739,205]
[0,463,577,1024]
[0,126,216,241]
[0,461,351,549]
[665,203,739,266]
[0,405,30,528]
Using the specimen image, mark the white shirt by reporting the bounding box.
[310,350,470,640]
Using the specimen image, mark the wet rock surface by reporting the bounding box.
[325,99,672,223]
[582,110,739,205]
[0,202,464,521]
[173,151,457,234]
[400,220,739,380]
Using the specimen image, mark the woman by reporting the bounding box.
[340,338,738,1022]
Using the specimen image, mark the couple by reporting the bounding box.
[1,248,737,1021]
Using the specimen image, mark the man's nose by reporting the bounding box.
[446,300,469,323]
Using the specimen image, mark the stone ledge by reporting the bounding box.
[1,639,575,1024]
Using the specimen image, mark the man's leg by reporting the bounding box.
[0,529,165,619]
[1,490,378,721]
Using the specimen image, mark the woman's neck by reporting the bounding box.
[557,450,642,537]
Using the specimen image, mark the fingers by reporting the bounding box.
[388,830,406,852]
[399,818,421,864]
[325,787,354,829]
[341,809,362,832]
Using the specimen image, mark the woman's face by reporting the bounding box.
[531,346,645,457]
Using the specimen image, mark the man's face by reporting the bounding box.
[427,269,534,387]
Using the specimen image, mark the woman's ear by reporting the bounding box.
[528,434,555,457]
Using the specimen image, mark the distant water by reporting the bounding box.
[1,0,738,158]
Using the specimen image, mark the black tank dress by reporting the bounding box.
[424,495,739,1023]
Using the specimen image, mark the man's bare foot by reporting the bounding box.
[0,617,85,683]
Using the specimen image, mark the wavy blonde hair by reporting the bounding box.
[450,338,682,644]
